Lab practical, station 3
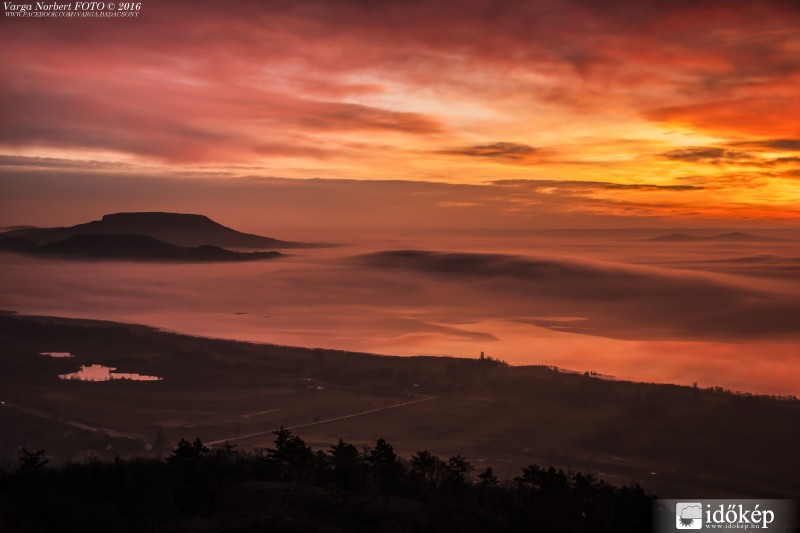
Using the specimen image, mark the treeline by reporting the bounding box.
[0,429,652,533]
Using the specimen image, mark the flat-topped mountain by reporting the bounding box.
[0,234,282,262]
[646,231,788,243]
[0,212,306,249]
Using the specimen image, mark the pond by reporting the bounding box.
[58,364,162,382]
[40,351,75,358]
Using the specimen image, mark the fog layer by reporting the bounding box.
[2,230,799,395]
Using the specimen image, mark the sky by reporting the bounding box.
[2,0,800,230]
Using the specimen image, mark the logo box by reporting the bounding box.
[655,499,797,532]
[675,502,703,529]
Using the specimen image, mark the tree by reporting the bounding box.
[0,429,656,532]
[445,454,473,484]
[168,438,208,462]
[367,438,398,468]
[477,466,499,487]
[514,465,569,493]
[18,448,48,473]
[267,426,313,479]
[410,450,438,477]
[366,438,403,493]
[328,438,363,491]
[410,449,444,493]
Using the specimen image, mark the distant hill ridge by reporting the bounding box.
[0,212,307,249]
[646,231,790,243]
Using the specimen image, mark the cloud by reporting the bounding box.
[294,101,442,134]
[782,169,800,179]
[2,0,797,168]
[438,142,539,160]
[659,146,800,169]
[677,172,771,189]
[492,179,702,192]
[647,97,800,138]
[673,254,800,280]
[661,147,754,165]
[0,155,135,171]
[727,139,800,152]
[770,157,800,169]
[359,249,800,341]
[0,79,441,162]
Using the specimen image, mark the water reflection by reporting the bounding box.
[59,364,162,382]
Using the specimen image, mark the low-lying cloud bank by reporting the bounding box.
[360,250,800,341]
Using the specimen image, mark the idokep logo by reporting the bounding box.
[675,502,703,529]
[657,499,795,532]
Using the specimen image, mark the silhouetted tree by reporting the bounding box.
[168,438,208,462]
[445,454,473,485]
[267,426,313,480]
[0,432,655,532]
[410,449,443,493]
[366,438,403,494]
[17,449,48,473]
[515,465,569,493]
[327,439,363,491]
[477,466,498,487]
[410,450,438,477]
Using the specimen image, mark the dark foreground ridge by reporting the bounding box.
[0,234,283,262]
[0,429,653,533]
[0,211,313,249]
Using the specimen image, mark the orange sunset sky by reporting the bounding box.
[1,0,800,230]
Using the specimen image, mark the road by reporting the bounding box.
[1,400,150,442]
[207,395,438,446]
[3,390,458,449]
